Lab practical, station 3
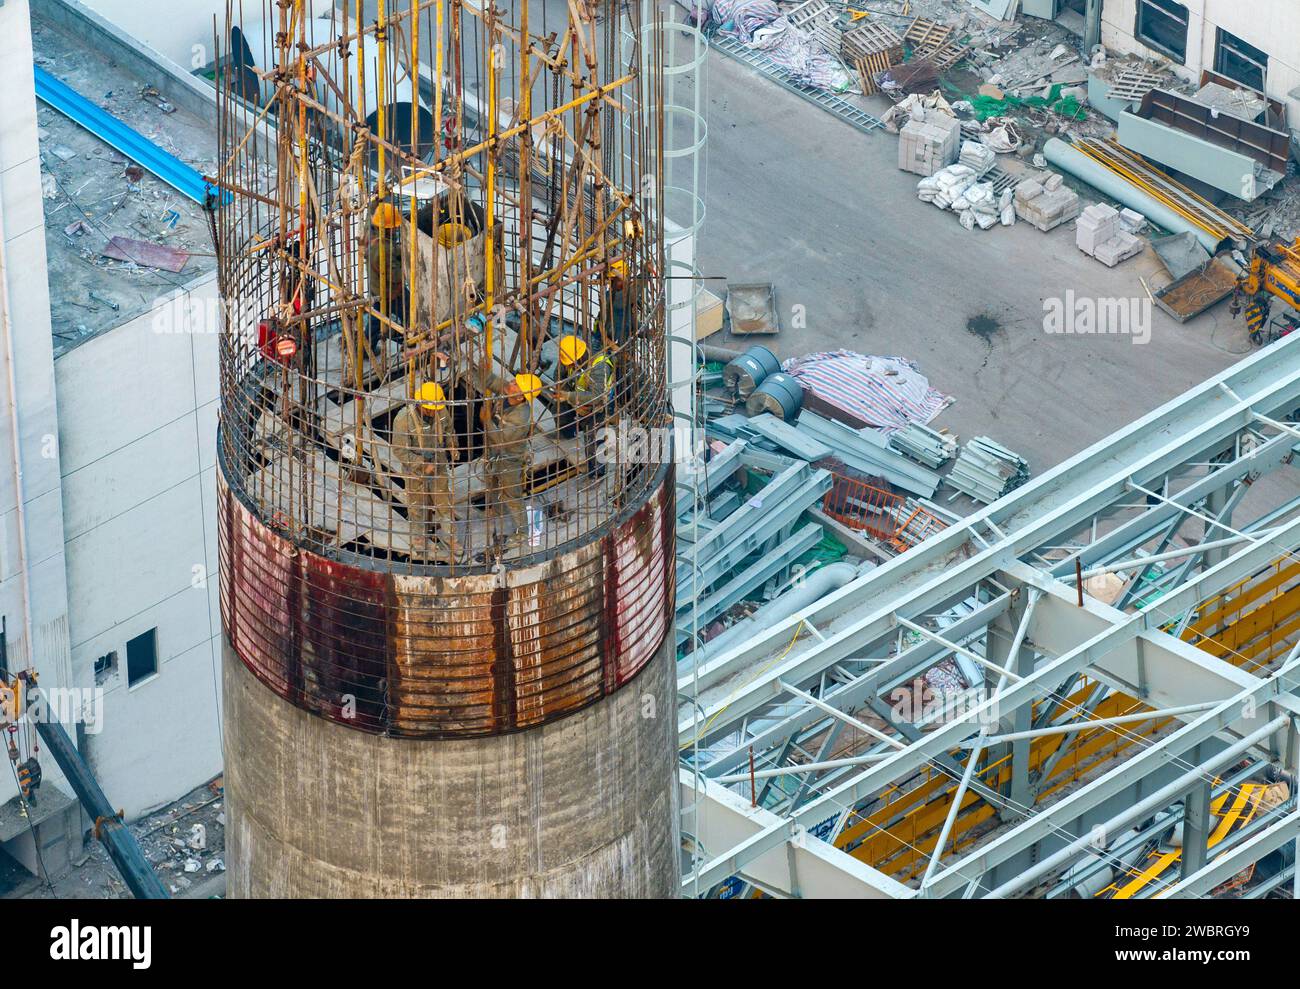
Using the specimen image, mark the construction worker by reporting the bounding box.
[481,371,541,543]
[601,259,639,417]
[366,202,406,353]
[391,381,459,559]
[555,333,615,434]
[602,258,638,347]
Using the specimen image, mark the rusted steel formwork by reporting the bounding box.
[219,458,675,738]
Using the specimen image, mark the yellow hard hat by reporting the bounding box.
[609,259,628,280]
[557,335,587,367]
[372,203,402,229]
[437,222,472,248]
[417,381,445,410]
[514,373,542,402]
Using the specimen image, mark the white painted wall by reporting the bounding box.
[0,0,76,809]
[1101,0,1300,132]
[54,273,223,819]
[77,0,334,74]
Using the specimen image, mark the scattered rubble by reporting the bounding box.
[14,777,226,900]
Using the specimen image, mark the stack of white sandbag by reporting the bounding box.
[918,164,1015,231]
[953,182,1000,230]
[957,140,996,177]
[917,163,977,210]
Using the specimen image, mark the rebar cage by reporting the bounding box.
[215,0,668,574]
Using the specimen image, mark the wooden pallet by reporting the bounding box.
[842,20,903,63]
[786,0,841,55]
[903,16,968,71]
[903,16,952,53]
[928,41,971,71]
[1106,68,1168,103]
[854,51,897,96]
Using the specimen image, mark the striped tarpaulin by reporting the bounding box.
[782,351,951,433]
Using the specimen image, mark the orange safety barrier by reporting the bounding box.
[821,473,946,552]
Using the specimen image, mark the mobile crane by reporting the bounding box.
[1232,234,1300,345]
[1,666,167,898]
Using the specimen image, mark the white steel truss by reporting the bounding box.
[680,335,1300,899]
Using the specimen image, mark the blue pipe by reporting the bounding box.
[34,66,230,207]
[31,690,169,899]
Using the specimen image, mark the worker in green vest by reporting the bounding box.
[554,334,615,477]
[554,334,614,438]
[391,381,459,559]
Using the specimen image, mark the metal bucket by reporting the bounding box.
[745,371,803,421]
[722,345,780,398]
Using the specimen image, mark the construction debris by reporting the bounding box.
[695,0,858,93]
[101,235,190,272]
[946,436,1030,504]
[1151,231,1211,282]
[795,411,941,498]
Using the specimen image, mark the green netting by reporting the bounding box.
[795,531,848,568]
[943,80,1088,122]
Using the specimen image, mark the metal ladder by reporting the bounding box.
[711,35,884,136]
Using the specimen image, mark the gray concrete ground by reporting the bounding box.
[693,51,1257,476]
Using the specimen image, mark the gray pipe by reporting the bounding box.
[693,562,866,664]
[1042,138,1228,254]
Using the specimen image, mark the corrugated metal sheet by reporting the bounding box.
[219,465,675,738]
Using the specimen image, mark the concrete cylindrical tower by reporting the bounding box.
[214,1,677,897]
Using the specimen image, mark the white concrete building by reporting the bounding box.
[0,0,81,882]
[0,0,225,888]
[1097,0,1300,136]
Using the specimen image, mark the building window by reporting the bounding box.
[125,629,158,686]
[93,652,118,685]
[1215,29,1268,92]
[1136,0,1189,62]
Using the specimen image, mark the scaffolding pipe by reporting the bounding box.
[982,701,1219,744]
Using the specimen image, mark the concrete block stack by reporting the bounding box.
[1075,203,1145,267]
[1013,173,1081,232]
[1119,208,1147,234]
[898,113,962,177]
